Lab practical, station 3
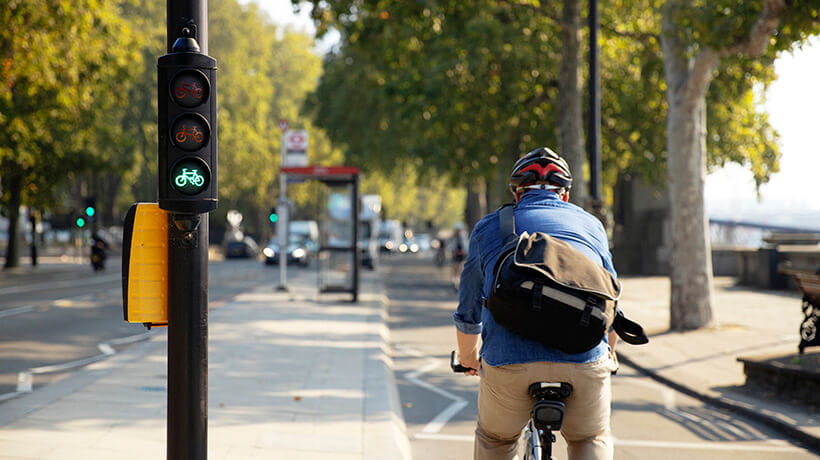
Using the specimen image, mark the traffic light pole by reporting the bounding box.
[165,1,209,459]
[167,214,208,459]
[277,171,288,291]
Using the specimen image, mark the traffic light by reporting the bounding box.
[75,216,87,228]
[84,197,97,222]
[268,207,279,224]
[157,32,217,214]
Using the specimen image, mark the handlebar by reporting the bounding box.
[450,351,475,373]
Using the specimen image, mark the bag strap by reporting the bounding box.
[498,204,517,245]
[613,310,649,345]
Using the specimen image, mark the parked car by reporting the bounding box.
[263,235,314,266]
[224,237,258,259]
[378,219,403,253]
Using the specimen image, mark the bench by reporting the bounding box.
[780,268,820,354]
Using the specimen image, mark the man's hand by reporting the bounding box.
[459,352,480,376]
[456,330,481,376]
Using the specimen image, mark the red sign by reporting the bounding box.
[285,130,308,151]
[281,166,361,177]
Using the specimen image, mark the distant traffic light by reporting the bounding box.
[268,207,279,224]
[84,197,97,222]
[75,216,87,228]
[157,32,217,214]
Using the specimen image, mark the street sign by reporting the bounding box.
[226,209,243,227]
[284,130,308,152]
[283,129,308,167]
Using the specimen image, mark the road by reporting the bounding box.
[383,253,817,460]
[0,255,293,399]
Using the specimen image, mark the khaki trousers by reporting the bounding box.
[474,354,618,460]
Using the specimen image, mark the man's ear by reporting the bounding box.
[561,190,570,202]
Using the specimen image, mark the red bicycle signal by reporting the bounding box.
[175,82,203,100]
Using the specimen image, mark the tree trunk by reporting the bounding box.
[102,173,122,227]
[665,92,715,329]
[558,0,587,207]
[465,180,487,232]
[3,172,23,270]
[661,8,716,330]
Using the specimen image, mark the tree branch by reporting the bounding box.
[719,0,787,58]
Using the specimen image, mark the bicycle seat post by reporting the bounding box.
[527,382,572,460]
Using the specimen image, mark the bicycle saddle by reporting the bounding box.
[528,381,573,400]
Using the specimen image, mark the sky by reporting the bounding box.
[251,1,819,223]
[705,36,820,220]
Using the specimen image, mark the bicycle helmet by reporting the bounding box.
[509,147,572,192]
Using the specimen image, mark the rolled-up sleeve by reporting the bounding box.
[453,228,484,335]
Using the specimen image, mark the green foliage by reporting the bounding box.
[662,0,820,189]
[304,0,818,207]
[305,1,564,190]
[0,0,138,212]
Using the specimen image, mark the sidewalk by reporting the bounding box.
[0,266,412,460]
[616,276,820,453]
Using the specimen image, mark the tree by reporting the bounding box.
[0,0,137,268]
[660,0,819,330]
[302,1,568,226]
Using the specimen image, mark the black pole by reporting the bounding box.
[352,175,360,303]
[29,210,38,267]
[166,1,208,459]
[167,214,208,459]
[587,0,602,201]
[167,0,207,54]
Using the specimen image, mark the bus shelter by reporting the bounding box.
[281,166,360,302]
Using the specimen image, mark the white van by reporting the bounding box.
[289,220,319,242]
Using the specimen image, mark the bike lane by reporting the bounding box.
[382,254,817,460]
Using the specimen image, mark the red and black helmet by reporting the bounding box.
[509,147,572,192]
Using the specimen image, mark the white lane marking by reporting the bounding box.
[399,346,470,434]
[0,305,36,319]
[10,331,153,395]
[413,434,806,453]
[0,273,120,296]
[0,391,25,403]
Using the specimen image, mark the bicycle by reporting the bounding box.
[450,351,573,460]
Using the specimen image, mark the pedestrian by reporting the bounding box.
[453,147,620,460]
[449,223,467,288]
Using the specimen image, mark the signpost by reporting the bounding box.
[277,128,309,290]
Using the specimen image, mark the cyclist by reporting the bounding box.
[453,147,619,460]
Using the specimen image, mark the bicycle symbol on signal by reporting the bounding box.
[174,168,205,188]
[175,82,203,100]
[175,124,204,144]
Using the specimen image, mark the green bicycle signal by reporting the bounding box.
[170,157,210,195]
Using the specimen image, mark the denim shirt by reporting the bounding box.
[453,190,616,366]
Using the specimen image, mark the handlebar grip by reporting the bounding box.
[452,363,475,373]
[450,351,476,373]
